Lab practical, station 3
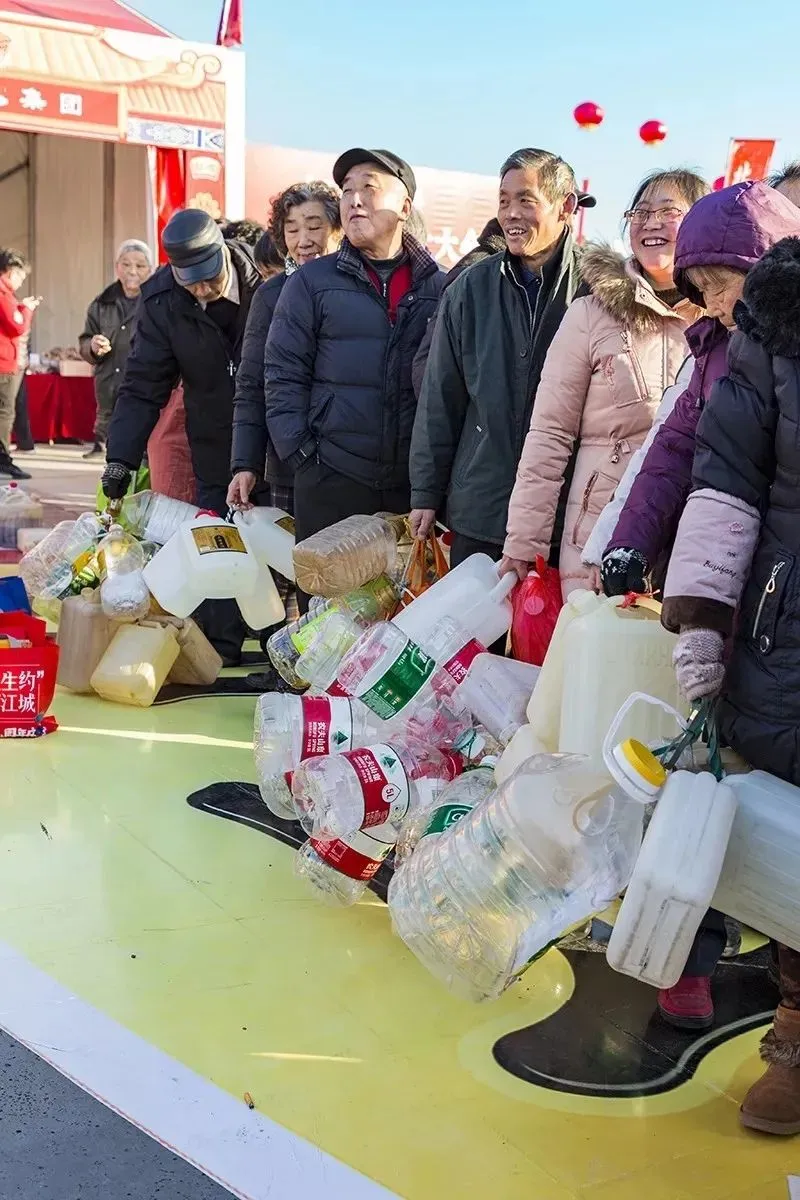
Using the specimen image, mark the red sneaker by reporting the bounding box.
[657,976,714,1030]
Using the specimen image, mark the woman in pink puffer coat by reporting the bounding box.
[502,169,707,598]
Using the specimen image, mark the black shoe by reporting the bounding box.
[0,461,32,480]
[82,443,105,460]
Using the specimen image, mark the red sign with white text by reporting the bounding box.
[0,77,119,134]
[724,139,776,187]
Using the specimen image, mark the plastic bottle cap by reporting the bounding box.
[618,738,666,789]
[479,755,498,768]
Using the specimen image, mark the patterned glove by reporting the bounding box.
[600,547,649,597]
[673,628,725,703]
[101,461,132,501]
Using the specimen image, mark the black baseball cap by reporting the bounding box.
[162,209,225,286]
[577,191,596,208]
[333,148,417,200]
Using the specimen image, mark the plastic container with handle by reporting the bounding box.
[606,696,738,988]
[232,507,296,581]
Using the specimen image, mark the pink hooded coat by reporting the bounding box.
[504,244,699,597]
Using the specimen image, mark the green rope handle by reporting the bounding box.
[652,699,725,781]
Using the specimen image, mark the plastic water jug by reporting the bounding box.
[152,616,222,687]
[0,482,43,548]
[19,514,104,604]
[387,726,659,1002]
[97,525,150,623]
[233,508,295,581]
[604,695,737,988]
[530,591,685,762]
[394,756,498,866]
[142,513,284,631]
[293,514,399,597]
[495,724,550,787]
[120,491,199,546]
[90,621,179,707]
[394,555,516,650]
[460,654,540,745]
[712,771,800,953]
[56,589,115,693]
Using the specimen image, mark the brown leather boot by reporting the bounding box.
[740,1005,800,1135]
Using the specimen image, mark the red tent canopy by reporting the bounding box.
[0,1,171,36]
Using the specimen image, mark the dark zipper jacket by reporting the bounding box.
[106,240,261,489]
[78,280,139,411]
[409,233,584,546]
[264,234,444,491]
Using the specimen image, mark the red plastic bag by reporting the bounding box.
[510,556,562,666]
[0,612,59,738]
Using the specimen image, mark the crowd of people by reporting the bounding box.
[3,138,800,1137]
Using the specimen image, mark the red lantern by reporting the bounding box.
[713,176,725,191]
[574,101,604,131]
[639,120,667,146]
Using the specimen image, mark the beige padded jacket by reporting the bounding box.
[504,244,700,597]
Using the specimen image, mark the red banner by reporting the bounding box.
[0,76,119,134]
[724,139,776,187]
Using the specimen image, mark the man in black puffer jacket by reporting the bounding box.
[264,148,443,589]
[102,209,262,663]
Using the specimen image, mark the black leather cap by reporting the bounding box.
[333,148,416,200]
[162,209,225,285]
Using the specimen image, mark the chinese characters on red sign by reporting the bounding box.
[0,77,120,133]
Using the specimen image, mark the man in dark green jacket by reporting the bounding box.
[409,148,591,570]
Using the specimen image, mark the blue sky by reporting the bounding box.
[134,0,799,240]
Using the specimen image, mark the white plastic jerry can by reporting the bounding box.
[529,590,686,763]
[713,771,800,953]
[143,512,285,630]
[605,695,738,989]
[232,507,296,581]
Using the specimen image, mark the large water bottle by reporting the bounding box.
[394,756,498,866]
[121,490,199,546]
[267,575,398,689]
[254,693,380,819]
[292,739,463,842]
[388,743,660,1002]
[19,513,104,603]
[334,620,470,747]
[98,525,150,623]
[293,514,399,597]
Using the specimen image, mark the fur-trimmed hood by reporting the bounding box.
[735,236,800,358]
[579,242,694,334]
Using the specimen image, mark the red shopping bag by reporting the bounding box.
[510,556,562,666]
[0,612,59,738]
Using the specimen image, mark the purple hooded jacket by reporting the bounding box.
[606,180,800,565]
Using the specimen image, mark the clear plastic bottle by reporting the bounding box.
[0,481,43,549]
[254,693,381,820]
[394,756,498,866]
[267,575,398,688]
[388,751,655,1002]
[120,491,199,546]
[98,524,150,623]
[459,654,540,745]
[334,620,470,747]
[293,514,399,597]
[19,513,104,603]
[295,824,397,907]
[292,739,464,842]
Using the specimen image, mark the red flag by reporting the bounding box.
[216,0,243,47]
[724,139,776,187]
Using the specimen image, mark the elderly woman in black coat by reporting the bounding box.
[227,181,342,513]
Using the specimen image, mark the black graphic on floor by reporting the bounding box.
[189,781,776,1099]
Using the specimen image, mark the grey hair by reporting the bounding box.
[499,148,577,204]
[268,180,341,256]
[405,206,428,242]
[116,239,153,265]
[768,161,800,189]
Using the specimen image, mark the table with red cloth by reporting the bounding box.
[26,374,96,443]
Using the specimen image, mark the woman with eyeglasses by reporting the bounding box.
[593,181,800,600]
[502,169,707,596]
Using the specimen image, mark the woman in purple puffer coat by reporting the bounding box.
[595,181,800,598]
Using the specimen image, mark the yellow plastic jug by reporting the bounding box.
[90,621,179,707]
[57,588,116,693]
[528,591,685,762]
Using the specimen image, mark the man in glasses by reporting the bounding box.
[409,147,594,580]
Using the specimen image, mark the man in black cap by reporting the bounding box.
[263,148,444,606]
[101,208,261,664]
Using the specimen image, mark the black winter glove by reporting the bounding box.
[600,547,649,597]
[101,461,132,501]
